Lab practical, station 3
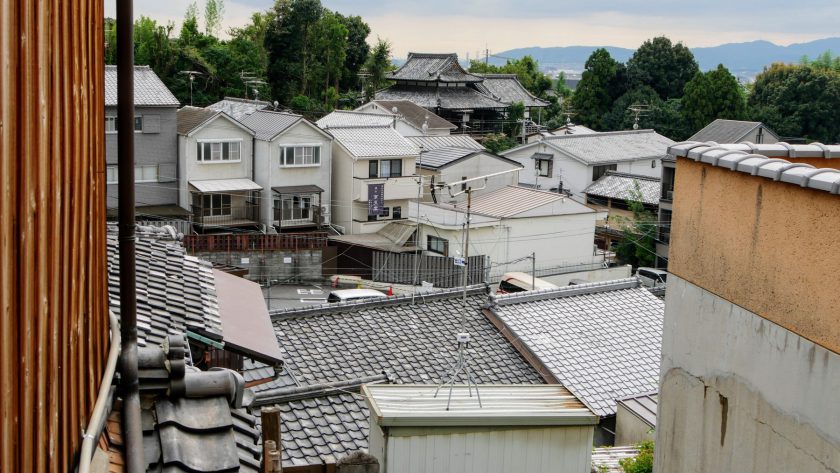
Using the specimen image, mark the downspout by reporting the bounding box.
[117,0,144,470]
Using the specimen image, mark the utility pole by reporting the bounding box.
[532,251,536,290]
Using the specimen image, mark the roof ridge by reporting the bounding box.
[253,373,392,405]
[544,129,655,140]
[491,278,642,307]
[603,170,662,181]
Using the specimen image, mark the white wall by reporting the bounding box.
[330,146,355,233]
[431,154,521,204]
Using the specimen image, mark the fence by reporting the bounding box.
[136,219,192,235]
[183,232,329,252]
[372,252,488,288]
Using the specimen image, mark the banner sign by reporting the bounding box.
[368,183,385,216]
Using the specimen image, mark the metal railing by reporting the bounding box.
[183,232,329,252]
[191,202,260,227]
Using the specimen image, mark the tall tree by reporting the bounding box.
[627,36,698,100]
[601,86,690,140]
[265,0,323,104]
[337,14,371,92]
[204,0,224,37]
[364,38,392,100]
[682,64,747,132]
[309,10,347,102]
[468,55,552,98]
[572,48,625,129]
[614,184,657,268]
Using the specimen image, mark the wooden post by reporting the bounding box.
[261,406,282,472]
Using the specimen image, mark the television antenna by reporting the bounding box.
[245,79,268,101]
[560,107,578,133]
[627,103,651,130]
[179,70,204,106]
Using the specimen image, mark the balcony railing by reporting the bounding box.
[183,232,329,252]
[191,202,260,228]
[273,208,319,228]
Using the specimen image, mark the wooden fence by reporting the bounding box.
[372,252,488,288]
[183,232,329,253]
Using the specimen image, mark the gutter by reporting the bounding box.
[117,0,144,470]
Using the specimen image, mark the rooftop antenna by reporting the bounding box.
[627,103,651,130]
[239,71,258,98]
[560,107,577,133]
[422,115,429,134]
[179,70,204,106]
[245,79,268,101]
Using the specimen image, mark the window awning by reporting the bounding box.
[189,178,262,193]
[531,152,553,160]
[271,184,325,194]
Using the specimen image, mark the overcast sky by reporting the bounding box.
[106,0,840,57]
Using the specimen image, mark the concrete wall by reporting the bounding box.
[615,405,654,446]
[432,154,521,204]
[105,105,178,208]
[656,276,840,473]
[193,249,323,283]
[539,265,632,287]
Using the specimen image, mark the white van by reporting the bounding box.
[635,267,668,288]
[497,272,558,294]
[327,288,387,303]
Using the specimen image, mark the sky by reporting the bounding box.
[106,0,840,57]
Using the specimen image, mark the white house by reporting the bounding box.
[410,185,603,279]
[501,130,674,200]
[354,99,457,136]
[417,147,522,203]
[240,110,334,231]
[176,106,261,230]
[318,122,420,235]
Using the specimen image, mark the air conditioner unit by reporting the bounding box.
[320,205,329,215]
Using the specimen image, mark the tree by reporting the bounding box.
[265,0,323,104]
[309,10,347,103]
[482,133,518,153]
[204,0,224,37]
[468,55,552,98]
[613,183,657,268]
[601,85,663,131]
[619,441,654,473]
[682,64,746,132]
[627,36,698,100]
[572,48,625,129]
[554,72,572,101]
[364,38,392,100]
[337,14,371,92]
[505,101,526,139]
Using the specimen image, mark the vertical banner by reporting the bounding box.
[368,183,385,216]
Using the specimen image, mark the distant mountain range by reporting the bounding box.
[484,38,840,78]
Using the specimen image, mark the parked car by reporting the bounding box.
[327,288,387,303]
[635,267,668,287]
[497,272,559,294]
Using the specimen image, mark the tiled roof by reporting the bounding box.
[617,392,658,428]
[104,65,179,107]
[668,142,840,195]
[106,232,223,348]
[176,106,219,135]
[507,130,674,165]
[387,53,483,83]
[407,134,484,151]
[240,110,304,141]
[591,446,640,473]
[327,126,419,158]
[368,100,456,130]
[548,124,597,135]
[418,147,476,169]
[376,85,507,111]
[316,110,395,129]
[450,185,593,218]
[488,278,664,417]
[475,74,549,108]
[583,171,661,205]
[687,119,778,143]
[207,97,271,120]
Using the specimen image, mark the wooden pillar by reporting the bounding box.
[261,406,282,472]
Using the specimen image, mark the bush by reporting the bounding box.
[619,441,653,473]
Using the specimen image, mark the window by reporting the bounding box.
[536,159,552,177]
[202,194,231,216]
[106,166,118,184]
[196,140,242,162]
[105,116,117,133]
[592,164,617,181]
[281,146,321,166]
[134,116,143,132]
[379,159,402,178]
[427,235,448,256]
[380,207,390,218]
[651,160,657,169]
[392,206,402,219]
[280,195,313,221]
[369,160,379,178]
[461,176,467,192]
[105,165,158,183]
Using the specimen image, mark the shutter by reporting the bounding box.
[142,114,161,133]
[157,163,177,183]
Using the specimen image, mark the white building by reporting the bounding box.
[410,185,603,279]
[176,106,262,230]
[417,147,522,203]
[240,110,334,231]
[354,99,457,136]
[501,130,674,199]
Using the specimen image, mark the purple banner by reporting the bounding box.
[368,183,385,216]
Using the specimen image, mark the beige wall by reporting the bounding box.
[669,158,840,354]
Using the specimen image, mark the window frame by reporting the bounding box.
[105,165,159,183]
[280,144,322,167]
[536,158,552,178]
[592,164,617,182]
[105,116,118,134]
[196,139,244,163]
[202,193,232,216]
[427,235,449,256]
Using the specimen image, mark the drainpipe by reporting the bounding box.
[117,0,144,470]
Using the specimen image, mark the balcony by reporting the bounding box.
[192,201,260,228]
[355,176,419,202]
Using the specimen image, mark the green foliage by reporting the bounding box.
[265,0,324,103]
[749,62,840,143]
[482,133,518,153]
[505,101,526,138]
[572,48,626,129]
[308,10,347,105]
[290,95,314,112]
[337,14,371,92]
[619,441,654,473]
[682,64,746,132]
[364,38,393,100]
[627,36,698,100]
[468,56,552,98]
[554,71,572,100]
[204,0,224,37]
[613,183,657,268]
[800,50,840,72]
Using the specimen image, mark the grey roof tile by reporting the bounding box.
[104,65,179,107]
[367,100,456,130]
[475,74,548,107]
[407,135,484,151]
[583,171,661,205]
[241,110,305,141]
[387,53,483,83]
[207,97,272,120]
[507,129,674,165]
[316,110,395,128]
[376,85,506,111]
[687,119,778,143]
[325,126,418,158]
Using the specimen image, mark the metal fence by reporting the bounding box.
[372,252,488,288]
[183,232,329,253]
[136,219,192,235]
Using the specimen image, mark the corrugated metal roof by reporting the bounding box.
[688,119,778,143]
[368,100,456,130]
[189,179,262,193]
[364,385,596,427]
[328,126,419,158]
[418,147,476,168]
[591,446,640,473]
[668,142,840,195]
[489,278,664,417]
[475,74,548,108]
[617,392,658,428]
[537,130,674,165]
[240,110,302,141]
[387,53,483,83]
[104,65,179,107]
[376,85,507,111]
[316,110,395,128]
[207,97,271,120]
[177,106,218,135]
[452,185,592,218]
[583,172,661,205]
[407,134,484,151]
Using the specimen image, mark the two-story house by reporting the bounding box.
[501,129,674,200]
[176,106,261,231]
[318,123,420,235]
[104,65,180,215]
[239,110,334,231]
